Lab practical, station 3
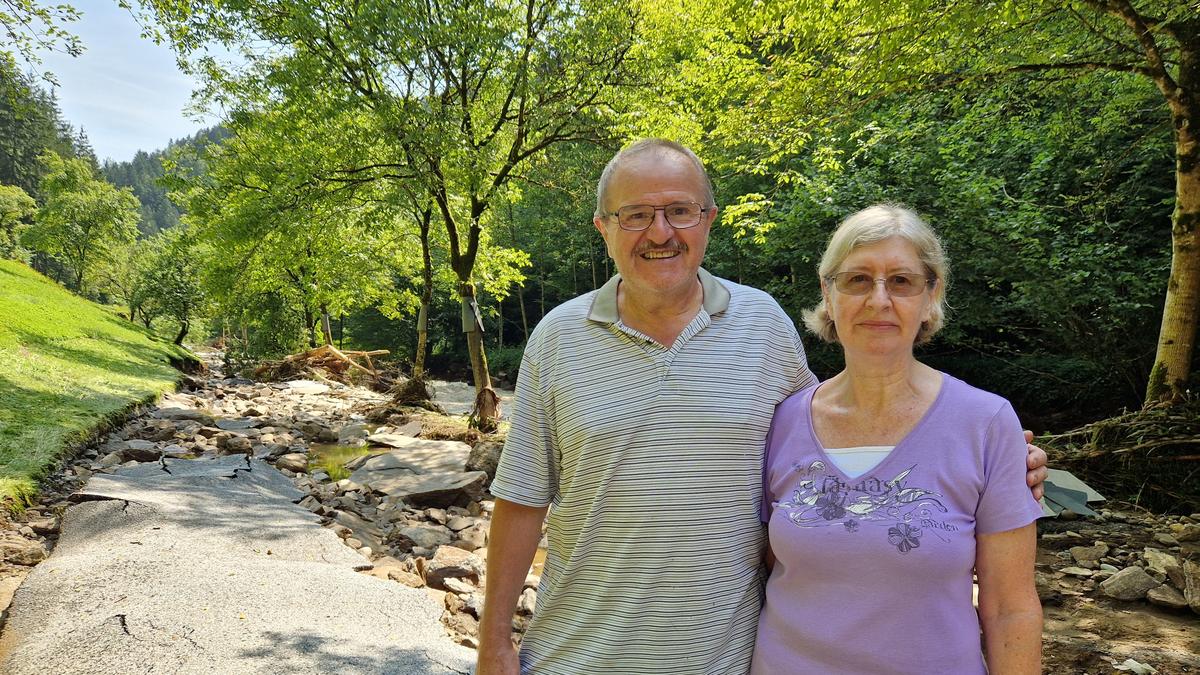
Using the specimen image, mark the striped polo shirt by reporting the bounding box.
[492,269,815,674]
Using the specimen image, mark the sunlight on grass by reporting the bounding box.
[308,444,377,481]
[0,260,194,506]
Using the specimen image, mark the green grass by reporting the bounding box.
[308,444,376,481]
[0,260,194,506]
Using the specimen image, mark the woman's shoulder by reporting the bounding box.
[937,371,1013,419]
[777,381,820,413]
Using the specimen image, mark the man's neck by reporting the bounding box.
[616,278,704,347]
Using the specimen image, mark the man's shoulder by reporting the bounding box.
[712,275,789,318]
[526,290,601,346]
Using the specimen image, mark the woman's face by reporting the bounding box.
[823,236,935,359]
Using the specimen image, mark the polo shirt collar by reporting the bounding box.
[587,268,730,323]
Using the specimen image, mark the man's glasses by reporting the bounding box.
[825,272,935,297]
[603,202,709,231]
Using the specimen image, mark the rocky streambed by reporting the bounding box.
[0,350,1197,673]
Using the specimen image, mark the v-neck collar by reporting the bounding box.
[803,372,949,482]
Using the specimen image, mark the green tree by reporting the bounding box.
[139,227,205,344]
[24,152,140,292]
[141,0,642,427]
[0,0,81,68]
[0,182,35,258]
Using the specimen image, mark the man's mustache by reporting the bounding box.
[633,242,688,255]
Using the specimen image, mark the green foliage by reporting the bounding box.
[137,227,206,344]
[0,259,190,504]
[0,183,35,259]
[0,54,91,196]
[23,152,140,292]
[0,0,81,72]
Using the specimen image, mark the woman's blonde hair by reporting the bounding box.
[802,204,949,345]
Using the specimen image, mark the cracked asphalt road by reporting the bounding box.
[0,455,474,674]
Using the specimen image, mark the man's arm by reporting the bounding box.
[1024,430,1048,501]
[476,498,549,675]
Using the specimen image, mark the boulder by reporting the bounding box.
[1147,584,1189,610]
[1099,566,1161,601]
[360,472,487,508]
[418,545,484,590]
[350,440,472,474]
[0,538,47,566]
[338,423,369,447]
[1069,542,1109,564]
[390,525,454,551]
[466,440,503,480]
[119,439,161,463]
[1184,560,1200,614]
[276,453,309,473]
[216,418,258,431]
[152,407,215,426]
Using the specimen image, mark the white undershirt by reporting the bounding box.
[825,445,895,478]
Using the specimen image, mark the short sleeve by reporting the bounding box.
[785,321,818,393]
[490,338,559,507]
[761,412,783,523]
[975,402,1043,534]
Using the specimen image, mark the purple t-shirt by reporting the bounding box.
[750,373,1042,675]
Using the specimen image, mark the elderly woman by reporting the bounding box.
[751,205,1042,674]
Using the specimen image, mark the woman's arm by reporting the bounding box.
[976,523,1041,674]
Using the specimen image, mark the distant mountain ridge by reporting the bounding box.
[101,126,229,236]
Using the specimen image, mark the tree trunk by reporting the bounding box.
[517,282,530,342]
[174,320,189,345]
[413,208,433,379]
[460,280,494,395]
[320,305,334,346]
[498,297,504,350]
[304,306,317,348]
[1146,100,1200,405]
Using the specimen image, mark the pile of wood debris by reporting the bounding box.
[255,345,395,391]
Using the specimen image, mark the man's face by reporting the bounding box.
[592,151,716,300]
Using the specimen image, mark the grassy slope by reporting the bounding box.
[0,260,192,504]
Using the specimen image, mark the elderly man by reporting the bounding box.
[476,139,1047,674]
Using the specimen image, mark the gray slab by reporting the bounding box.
[0,457,473,674]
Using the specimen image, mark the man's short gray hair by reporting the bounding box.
[594,139,715,218]
[802,204,949,346]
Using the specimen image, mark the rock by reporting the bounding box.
[1183,560,1200,614]
[454,523,488,551]
[426,508,448,525]
[96,452,123,468]
[25,516,59,535]
[276,453,309,473]
[347,440,472,474]
[418,546,484,590]
[1174,523,1200,543]
[443,577,476,595]
[221,436,253,454]
[1146,584,1189,610]
[119,439,161,463]
[1100,566,1161,601]
[357,471,488,508]
[152,407,215,425]
[286,380,331,395]
[1070,542,1109,564]
[517,588,537,615]
[216,418,258,431]
[1143,548,1181,580]
[298,496,323,513]
[0,538,47,566]
[160,444,191,458]
[392,525,454,551]
[1060,567,1095,578]
[466,440,503,480]
[1154,533,1180,547]
[446,516,475,532]
[338,423,369,447]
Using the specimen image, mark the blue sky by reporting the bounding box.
[36,0,220,164]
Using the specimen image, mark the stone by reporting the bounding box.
[1143,548,1181,580]
[1183,560,1200,614]
[356,471,488,508]
[426,508,448,525]
[462,592,485,618]
[1100,566,1161,601]
[151,407,215,425]
[338,423,369,446]
[0,538,47,566]
[392,525,454,551]
[1174,523,1200,543]
[276,453,309,473]
[220,436,253,454]
[1060,566,1094,577]
[1069,542,1109,564]
[466,440,503,480]
[286,380,331,395]
[455,523,488,551]
[446,516,475,532]
[389,570,426,588]
[443,577,476,594]
[96,452,123,468]
[25,516,59,535]
[517,588,537,615]
[348,440,472,474]
[418,545,484,590]
[298,496,323,513]
[119,439,161,462]
[160,444,191,458]
[1154,533,1180,547]
[1146,584,1189,610]
[216,418,258,431]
